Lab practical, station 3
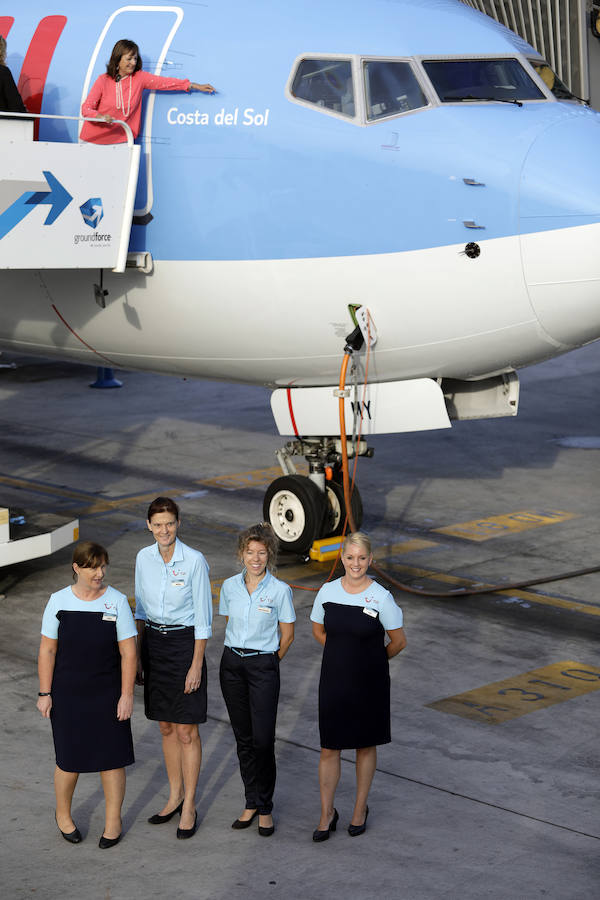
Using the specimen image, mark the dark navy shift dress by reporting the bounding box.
[318,603,390,749]
[42,587,136,773]
[310,579,404,750]
[51,611,134,772]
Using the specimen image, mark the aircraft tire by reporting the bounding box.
[324,479,363,537]
[263,475,327,554]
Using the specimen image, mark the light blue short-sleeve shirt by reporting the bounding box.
[219,570,295,652]
[134,538,212,640]
[310,578,403,631]
[41,585,137,642]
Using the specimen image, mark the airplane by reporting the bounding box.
[1,0,599,556]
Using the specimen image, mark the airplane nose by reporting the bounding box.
[519,112,600,347]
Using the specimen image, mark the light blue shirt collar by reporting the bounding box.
[150,537,184,564]
[240,568,272,592]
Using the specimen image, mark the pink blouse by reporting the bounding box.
[81,70,191,144]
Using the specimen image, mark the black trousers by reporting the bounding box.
[219,646,280,815]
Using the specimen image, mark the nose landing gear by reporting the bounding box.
[262,437,367,554]
[263,474,327,554]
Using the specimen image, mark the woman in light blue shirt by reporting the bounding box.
[37,541,136,849]
[135,496,212,840]
[310,532,406,841]
[219,523,295,837]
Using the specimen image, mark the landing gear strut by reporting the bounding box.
[263,437,370,554]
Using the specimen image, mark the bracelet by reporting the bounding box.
[38,691,51,697]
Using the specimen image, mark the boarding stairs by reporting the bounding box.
[0,113,140,272]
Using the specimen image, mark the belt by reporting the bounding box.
[146,621,189,634]
[229,646,277,657]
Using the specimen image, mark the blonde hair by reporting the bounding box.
[0,36,6,66]
[341,531,372,556]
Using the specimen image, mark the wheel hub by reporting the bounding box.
[268,489,306,542]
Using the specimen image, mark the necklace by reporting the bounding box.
[115,75,131,117]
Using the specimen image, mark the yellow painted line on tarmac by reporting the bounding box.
[81,490,182,514]
[434,509,577,542]
[494,587,600,617]
[378,538,439,555]
[199,465,308,491]
[427,661,600,725]
[0,474,95,503]
[0,473,180,513]
[0,473,244,540]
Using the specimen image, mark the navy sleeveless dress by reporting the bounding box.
[318,602,391,750]
[51,611,134,772]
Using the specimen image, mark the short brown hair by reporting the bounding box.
[147,496,179,522]
[72,541,109,579]
[0,36,6,67]
[106,39,142,80]
[237,523,278,572]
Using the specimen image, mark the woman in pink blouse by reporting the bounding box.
[81,38,214,144]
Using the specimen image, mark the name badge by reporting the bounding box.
[258,606,272,614]
[172,580,185,587]
[102,613,117,622]
[363,607,377,618]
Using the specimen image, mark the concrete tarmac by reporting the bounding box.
[0,344,599,900]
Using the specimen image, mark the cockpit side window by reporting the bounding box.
[528,60,578,101]
[423,58,544,102]
[290,58,355,118]
[364,61,428,120]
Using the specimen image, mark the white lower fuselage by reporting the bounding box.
[1,220,598,388]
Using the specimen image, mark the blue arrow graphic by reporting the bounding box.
[0,191,38,240]
[0,171,73,239]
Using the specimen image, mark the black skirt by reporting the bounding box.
[142,625,207,724]
[318,602,391,750]
[51,611,134,773]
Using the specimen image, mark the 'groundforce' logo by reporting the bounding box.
[75,197,111,246]
[80,197,104,229]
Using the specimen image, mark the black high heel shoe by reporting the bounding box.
[258,815,274,837]
[312,808,339,842]
[231,809,259,830]
[176,810,198,840]
[55,813,82,844]
[348,806,369,837]
[148,799,184,824]
[99,833,121,849]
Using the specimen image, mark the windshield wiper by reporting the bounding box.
[443,94,523,107]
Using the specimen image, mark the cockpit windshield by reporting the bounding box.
[364,61,428,120]
[528,60,580,101]
[423,58,544,103]
[291,59,355,117]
